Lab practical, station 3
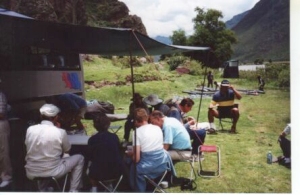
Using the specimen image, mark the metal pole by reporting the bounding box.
[196,50,210,124]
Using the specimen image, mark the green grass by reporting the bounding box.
[81,56,291,193]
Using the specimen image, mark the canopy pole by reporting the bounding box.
[129,30,137,191]
[196,50,210,125]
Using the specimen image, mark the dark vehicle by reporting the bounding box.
[223,60,239,78]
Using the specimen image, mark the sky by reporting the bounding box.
[119,0,260,38]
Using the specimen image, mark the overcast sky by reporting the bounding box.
[119,0,260,38]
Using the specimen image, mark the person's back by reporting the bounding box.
[25,104,84,192]
[129,108,171,192]
[25,122,70,174]
[88,130,123,180]
[163,117,191,150]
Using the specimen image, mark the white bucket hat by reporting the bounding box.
[143,94,163,106]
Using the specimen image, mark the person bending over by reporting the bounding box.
[127,108,172,192]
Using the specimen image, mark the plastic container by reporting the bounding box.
[267,151,272,164]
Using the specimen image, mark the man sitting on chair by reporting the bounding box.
[208,79,242,133]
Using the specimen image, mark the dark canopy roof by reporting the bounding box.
[0,8,209,56]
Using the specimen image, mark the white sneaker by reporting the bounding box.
[0,180,11,188]
[284,158,291,163]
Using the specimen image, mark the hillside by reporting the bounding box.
[0,0,147,35]
[231,0,289,62]
[225,10,249,29]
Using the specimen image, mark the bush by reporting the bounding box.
[167,55,189,71]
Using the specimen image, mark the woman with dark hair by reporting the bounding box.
[87,113,123,192]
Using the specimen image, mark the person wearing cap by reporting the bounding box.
[143,94,170,115]
[208,79,242,133]
[0,89,13,188]
[122,93,149,147]
[24,104,84,192]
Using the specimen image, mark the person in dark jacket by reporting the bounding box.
[87,112,123,192]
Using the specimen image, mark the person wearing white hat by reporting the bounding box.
[0,88,13,188]
[24,104,84,192]
[143,94,170,116]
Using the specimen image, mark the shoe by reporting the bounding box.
[230,126,237,134]
[0,180,11,188]
[207,128,217,134]
[122,140,129,148]
[284,158,291,164]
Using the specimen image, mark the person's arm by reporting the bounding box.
[229,85,242,100]
[163,144,170,150]
[61,130,71,154]
[132,145,141,163]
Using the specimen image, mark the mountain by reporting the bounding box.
[225,10,249,29]
[1,0,147,35]
[153,36,172,45]
[231,0,289,62]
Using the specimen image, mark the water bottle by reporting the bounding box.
[267,151,272,164]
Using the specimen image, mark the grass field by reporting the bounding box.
[81,57,291,193]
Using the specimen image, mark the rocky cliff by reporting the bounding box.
[0,0,147,35]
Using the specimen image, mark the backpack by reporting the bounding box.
[164,98,180,116]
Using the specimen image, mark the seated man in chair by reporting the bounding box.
[208,80,242,133]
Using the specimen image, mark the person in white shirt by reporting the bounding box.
[25,104,84,192]
[126,108,172,192]
[278,123,291,167]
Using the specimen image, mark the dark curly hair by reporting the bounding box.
[92,112,111,132]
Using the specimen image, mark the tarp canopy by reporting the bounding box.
[0,8,210,56]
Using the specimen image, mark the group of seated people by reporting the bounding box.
[23,79,243,192]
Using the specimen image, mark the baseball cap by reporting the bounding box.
[221,80,230,87]
[40,104,60,117]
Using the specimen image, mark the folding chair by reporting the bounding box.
[33,173,69,192]
[169,150,197,180]
[217,104,239,131]
[198,145,221,178]
[144,169,169,193]
[108,125,122,134]
[98,174,123,192]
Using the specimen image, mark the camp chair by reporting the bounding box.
[98,175,123,192]
[169,150,197,181]
[217,104,239,131]
[108,125,122,134]
[198,145,221,178]
[144,163,171,193]
[32,173,69,192]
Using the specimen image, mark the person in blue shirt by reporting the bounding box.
[55,93,87,133]
[149,110,191,161]
[167,98,207,156]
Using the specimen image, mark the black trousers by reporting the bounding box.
[278,136,291,158]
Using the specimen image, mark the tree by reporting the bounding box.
[188,7,237,68]
[170,29,187,45]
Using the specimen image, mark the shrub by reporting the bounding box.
[167,55,188,71]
